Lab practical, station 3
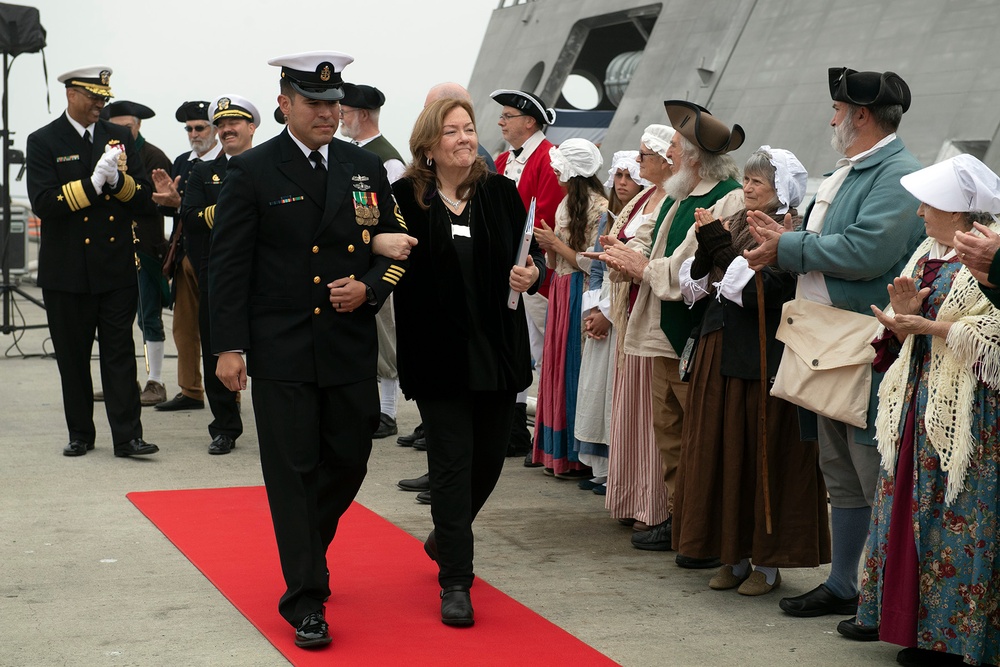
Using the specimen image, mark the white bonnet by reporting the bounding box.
[549,138,603,183]
[603,150,651,189]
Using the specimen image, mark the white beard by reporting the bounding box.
[830,119,859,156]
[663,163,699,200]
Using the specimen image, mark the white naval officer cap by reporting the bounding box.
[57,65,114,99]
[268,51,354,101]
[209,94,261,127]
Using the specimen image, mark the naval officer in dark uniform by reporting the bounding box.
[26,66,159,458]
[181,94,260,455]
[209,52,410,649]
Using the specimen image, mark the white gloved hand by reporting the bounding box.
[97,147,122,188]
[90,162,108,192]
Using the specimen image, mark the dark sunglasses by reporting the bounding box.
[184,124,210,133]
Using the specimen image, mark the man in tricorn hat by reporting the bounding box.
[178,94,260,456]
[26,66,159,458]
[745,68,924,629]
[152,100,223,414]
[491,88,563,461]
[601,100,745,555]
[101,100,172,407]
[209,52,410,649]
[339,82,406,439]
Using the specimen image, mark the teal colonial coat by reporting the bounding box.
[776,137,924,445]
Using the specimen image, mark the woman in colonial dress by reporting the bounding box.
[856,154,1000,667]
[573,151,648,495]
[672,147,831,596]
[601,125,676,534]
[530,138,607,477]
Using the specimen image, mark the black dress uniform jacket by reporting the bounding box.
[209,129,408,386]
[182,153,227,285]
[27,115,153,293]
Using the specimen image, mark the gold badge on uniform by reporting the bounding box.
[100,70,110,85]
[218,97,230,111]
[212,174,220,183]
[107,139,128,173]
[353,191,380,226]
[320,65,331,82]
[362,229,370,244]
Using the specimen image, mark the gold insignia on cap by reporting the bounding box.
[218,97,230,111]
[320,65,331,82]
[100,70,110,85]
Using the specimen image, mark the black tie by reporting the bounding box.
[511,147,523,158]
[83,129,92,145]
[309,150,325,173]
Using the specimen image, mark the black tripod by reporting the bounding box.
[0,3,46,336]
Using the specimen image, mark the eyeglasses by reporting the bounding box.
[340,108,359,116]
[499,113,526,122]
[637,151,661,162]
[184,124,210,133]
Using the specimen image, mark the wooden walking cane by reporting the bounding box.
[755,271,773,535]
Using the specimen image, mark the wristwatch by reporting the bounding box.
[365,285,377,306]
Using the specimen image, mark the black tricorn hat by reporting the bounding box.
[341,83,385,110]
[175,100,210,122]
[490,89,557,126]
[828,67,911,113]
[663,100,745,155]
[100,100,155,121]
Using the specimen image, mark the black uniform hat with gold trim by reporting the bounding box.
[100,100,155,121]
[208,94,261,126]
[341,83,385,110]
[57,66,114,99]
[175,100,210,122]
[268,51,354,101]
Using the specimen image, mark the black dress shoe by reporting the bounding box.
[154,393,205,411]
[294,611,332,648]
[113,438,160,458]
[895,647,966,666]
[208,434,236,455]
[837,616,880,641]
[412,436,428,451]
[373,413,398,439]
[523,449,543,468]
[675,554,722,569]
[779,584,858,617]
[397,472,430,492]
[440,586,474,627]
[63,440,94,457]
[397,423,424,447]
[632,519,672,551]
[416,490,432,505]
[424,530,438,561]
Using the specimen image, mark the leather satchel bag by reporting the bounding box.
[770,298,879,429]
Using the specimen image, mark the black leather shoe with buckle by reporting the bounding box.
[208,434,236,455]
[779,584,858,617]
[440,586,474,627]
[294,611,332,648]
[63,440,94,457]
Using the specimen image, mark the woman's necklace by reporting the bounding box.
[438,189,465,210]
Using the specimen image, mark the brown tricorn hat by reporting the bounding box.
[663,100,744,155]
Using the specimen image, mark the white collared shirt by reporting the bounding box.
[64,112,94,141]
[287,129,329,169]
[189,142,223,162]
[503,130,546,186]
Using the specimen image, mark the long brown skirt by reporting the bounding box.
[671,329,831,567]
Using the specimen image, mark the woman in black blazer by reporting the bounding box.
[392,98,545,627]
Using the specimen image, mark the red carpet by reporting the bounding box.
[128,487,621,666]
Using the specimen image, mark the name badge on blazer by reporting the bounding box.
[353,191,379,226]
[268,195,305,207]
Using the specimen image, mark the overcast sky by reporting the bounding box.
[5,0,499,198]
